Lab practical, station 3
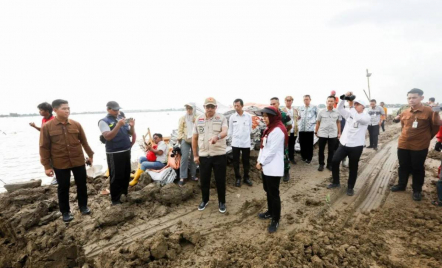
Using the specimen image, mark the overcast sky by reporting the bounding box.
[1,0,441,114]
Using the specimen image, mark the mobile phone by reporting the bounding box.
[125,118,133,123]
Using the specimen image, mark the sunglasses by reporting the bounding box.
[205,105,216,109]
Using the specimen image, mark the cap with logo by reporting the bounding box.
[106,101,122,110]
[204,97,217,106]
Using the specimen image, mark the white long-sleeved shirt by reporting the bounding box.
[257,127,285,177]
[337,100,371,147]
[228,112,252,148]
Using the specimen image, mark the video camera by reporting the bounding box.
[340,94,356,101]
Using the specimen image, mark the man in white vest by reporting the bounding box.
[192,97,228,213]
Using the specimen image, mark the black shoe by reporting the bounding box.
[258,211,272,220]
[318,165,324,171]
[290,159,296,165]
[235,178,241,187]
[327,183,340,189]
[390,185,406,192]
[79,206,91,215]
[347,188,354,196]
[412,192,422,201]
[366,145,373,149]
[112,200,123,206]
[219,202,226,213]
[373,147,378,151]
[326,165,332,171]
[62,212,74,222]
[268,220,279,233]
[244,178,253,186]
[198,201,209,211]
[302,158,307,162]
[283,171,290,182]
[178,180,185,187]
[305,160,311,164]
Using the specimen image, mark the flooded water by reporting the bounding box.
[0,111,183,192]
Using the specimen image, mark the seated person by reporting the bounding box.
[129,133,168,186]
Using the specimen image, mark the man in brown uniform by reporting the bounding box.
[390,88,441,201]
[40,99,94,222]
[192,97,228,213]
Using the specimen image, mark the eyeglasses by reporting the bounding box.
[186,107,193,110]
[205,105,216,109]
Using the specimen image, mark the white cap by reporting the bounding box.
[354,99,367,108]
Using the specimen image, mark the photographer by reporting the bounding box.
[99,101,135,205]
[390,88,440,201]
[328,92,370,196]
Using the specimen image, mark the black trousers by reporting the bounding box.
[54,165,88,213]
[232,147,250,180]
[288,132,297,161]
[106,150,131,202]
[332,145,363,189]
[381,120,385,132]
[397,148,428,193]
[200,155,227,204]
[262,174,281,222]
[299,131,314,161]
[368,125,380,148]
[318,137,338,166]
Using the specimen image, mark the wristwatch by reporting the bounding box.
[217,134,221,139]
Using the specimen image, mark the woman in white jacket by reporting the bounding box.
[256,106,288,233]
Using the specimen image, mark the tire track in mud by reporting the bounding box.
[325,132,400,229]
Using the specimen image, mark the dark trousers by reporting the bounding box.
[437,159,442,202]
[368,125,380,148]
[106,150,131,202]
[318,137,338,166]
[288,133,297,161]
[381,120,385,132]
[262,174,281,222]
[232,147,250,180]
[397,148,428,193]
[54,165,88,213]
[299,131,314,161]
[332,145,363,189]
[200,155,227,204]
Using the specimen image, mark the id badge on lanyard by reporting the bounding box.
[353,122,359,128]
[412,119,418,128]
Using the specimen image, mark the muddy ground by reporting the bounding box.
[1,122,441,268]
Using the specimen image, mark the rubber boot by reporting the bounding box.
[129,169,144,186]
[104,169,109,177]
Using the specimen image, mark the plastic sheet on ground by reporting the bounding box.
[146,167,176,186]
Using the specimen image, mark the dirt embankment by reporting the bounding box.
[1,123,442,268]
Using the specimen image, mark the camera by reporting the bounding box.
[125,118,133,124]
[432,106,442,112]
[340,94,356,101]
[170,146,181,158]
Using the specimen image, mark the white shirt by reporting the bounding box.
[228,112,252,148]
[155,141,168,163]
[285,107,295,133]
[257,128,285,177]
[337,100,371,147]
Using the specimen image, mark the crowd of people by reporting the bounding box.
[32,88,441,233]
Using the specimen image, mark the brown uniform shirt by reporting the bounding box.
[40,117,94,170]
[398,104,440,150]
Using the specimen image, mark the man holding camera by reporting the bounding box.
[390,88,440,201]
[40,99,94,222]
[367,99,385,150]
[328,92,370,196]
[99,101,135,205]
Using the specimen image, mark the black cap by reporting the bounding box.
[254,107,278,116]
[106,101,122,110]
